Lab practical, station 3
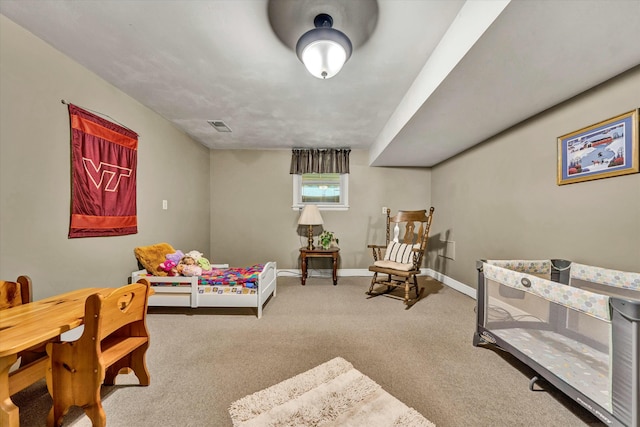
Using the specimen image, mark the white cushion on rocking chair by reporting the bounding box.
[373,260,414,271]
[383,242,419,264]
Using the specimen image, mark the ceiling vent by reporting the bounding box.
[208,120,232,132]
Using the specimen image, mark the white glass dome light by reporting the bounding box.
[296,14,352,79]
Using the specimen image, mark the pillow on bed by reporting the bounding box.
[383,242,419,264]
[134,242,176,276]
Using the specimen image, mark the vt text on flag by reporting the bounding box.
[68,104,138,238]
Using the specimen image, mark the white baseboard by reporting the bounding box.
[337,268,371,277]
[277,268,370,278]
[276,268,477,299]
[425,268,476,299]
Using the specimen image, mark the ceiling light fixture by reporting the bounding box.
[296,13,352,79]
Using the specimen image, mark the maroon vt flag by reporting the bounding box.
[68,104,138,238]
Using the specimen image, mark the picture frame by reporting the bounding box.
[557,109,638,185]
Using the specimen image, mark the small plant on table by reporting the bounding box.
[318,231,338,250]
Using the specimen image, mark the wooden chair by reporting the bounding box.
[1,276,52,395]
[46,279,152,427]
[367,207,435,306]
[0,275,31,309]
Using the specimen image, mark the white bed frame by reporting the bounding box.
[131,261,277,318]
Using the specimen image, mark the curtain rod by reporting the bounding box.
[291,147,351,150]
[61,99,137,134]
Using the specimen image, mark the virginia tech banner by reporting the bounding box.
[68,104,138,238]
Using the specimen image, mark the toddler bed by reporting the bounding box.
[131,243,276,318]
[473,259,639,427]
[132,262,276,319]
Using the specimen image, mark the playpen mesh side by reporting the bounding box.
[482,262,613,411]
[485,259,552,279]
[570,262,640,302]
[569,263,640,427]
[610,306,637,426]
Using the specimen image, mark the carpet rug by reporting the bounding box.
[229,357,434,426]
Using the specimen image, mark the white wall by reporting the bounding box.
[0,15,210,298]
[210,149,431,269]
[429,66,640,287]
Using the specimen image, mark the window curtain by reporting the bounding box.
[289,148,350,174]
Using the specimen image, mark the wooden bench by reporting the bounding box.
[45,279,152,427]
[1,276,52,396]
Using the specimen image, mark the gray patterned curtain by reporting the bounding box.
[289,148,351,174]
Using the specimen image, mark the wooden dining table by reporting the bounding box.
[0,287,115,427]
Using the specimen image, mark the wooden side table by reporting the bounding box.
[299,247,340,286]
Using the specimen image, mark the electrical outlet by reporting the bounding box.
[381,206,388,215]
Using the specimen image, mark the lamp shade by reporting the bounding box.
[298,204,324,225]
[296,14,352,79]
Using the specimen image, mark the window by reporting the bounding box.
[289,148,350,210]
[293,173,348,210]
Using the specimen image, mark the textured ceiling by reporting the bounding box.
[1,0,639,167]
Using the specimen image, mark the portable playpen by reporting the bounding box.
[474,259,639,427]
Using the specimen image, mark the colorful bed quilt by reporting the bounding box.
[199,264,264,288]
[142,264,264,288]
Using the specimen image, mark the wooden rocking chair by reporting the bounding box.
[366,207,435,306]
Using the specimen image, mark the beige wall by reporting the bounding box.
[0,16,210,298]
[4,13,637,298]
[210,149,431,269]
[429,66,640,288]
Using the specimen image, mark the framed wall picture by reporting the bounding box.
[557,109,638,185]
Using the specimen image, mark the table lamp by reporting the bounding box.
[298,205,323,250]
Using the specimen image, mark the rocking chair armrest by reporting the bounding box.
[368,244,387,262]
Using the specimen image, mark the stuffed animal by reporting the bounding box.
[158,260,178,276]
[197,257,211,271]
[177,255,203,277]
[185,250,211,271]
[166,250,184,265]
[185,250,203,260]
[181,264,202,276]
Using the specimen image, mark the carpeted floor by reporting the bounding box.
[13,275,603,426]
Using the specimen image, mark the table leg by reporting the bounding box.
[301,255,307,286]
[0,354,19,427]
[332,254,338,286]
